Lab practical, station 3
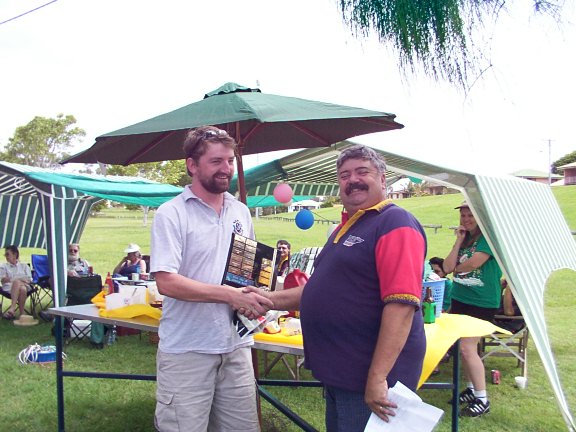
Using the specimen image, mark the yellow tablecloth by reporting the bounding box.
[254,331,303,346]
[419,313,509,387]
[91,291,162,321]
[254,313,510,389]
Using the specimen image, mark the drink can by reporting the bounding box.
[88,266,93,275]
[491,369,500,384]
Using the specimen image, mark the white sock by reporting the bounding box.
[474,389,487,403]
[467,382,474,390]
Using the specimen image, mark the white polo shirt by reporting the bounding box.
[151,186,255,354]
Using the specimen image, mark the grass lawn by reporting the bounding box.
[2,188,575,431]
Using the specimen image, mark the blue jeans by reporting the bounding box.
[324,385,371,432]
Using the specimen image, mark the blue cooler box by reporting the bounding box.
[27,346,57,363]
[422,279,445,318]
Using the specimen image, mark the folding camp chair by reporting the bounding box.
[30,254,53,314]
[479,315,529,377]
[142,254,151,273]
[65,275,102,344]
[289,247,323,274]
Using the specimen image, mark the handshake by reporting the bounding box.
[228,271,305,338]
[231,286,278,339]
[233,286,274,320]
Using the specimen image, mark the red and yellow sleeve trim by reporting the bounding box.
[383,293,420,307]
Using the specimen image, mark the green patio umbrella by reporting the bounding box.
[64,82,404,202]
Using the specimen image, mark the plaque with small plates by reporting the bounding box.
[221,233,277,291]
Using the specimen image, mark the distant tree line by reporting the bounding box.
[552,151,576,174]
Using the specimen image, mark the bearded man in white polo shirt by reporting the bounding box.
[150,126,273,432]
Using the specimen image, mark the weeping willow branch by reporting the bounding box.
[338,0,563,89]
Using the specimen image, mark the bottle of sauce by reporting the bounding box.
[423,286,436,324]
[103,272,114,296]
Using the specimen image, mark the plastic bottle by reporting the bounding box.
[104,272,114,295]
[423,286,436,324]
[107,326,117,345]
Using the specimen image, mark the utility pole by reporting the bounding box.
[547,139,553,186]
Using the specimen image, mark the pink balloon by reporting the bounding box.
[273,183,294,203]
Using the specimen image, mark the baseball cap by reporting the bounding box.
[454,201,470,210]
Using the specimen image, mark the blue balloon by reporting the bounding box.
[295,209,314,230]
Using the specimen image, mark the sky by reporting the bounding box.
[1,0,575,176]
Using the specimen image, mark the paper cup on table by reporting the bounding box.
[514,376,527,389]
[131,273,140,281]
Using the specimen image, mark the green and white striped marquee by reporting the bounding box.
[2,144,575,428]
[234,141,576,428]
[229,141,407,199]
[0,161,182,309]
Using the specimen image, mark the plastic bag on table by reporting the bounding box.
[233,309,285,339]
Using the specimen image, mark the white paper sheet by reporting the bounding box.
[364,382,444,432]
[117,284,147,305]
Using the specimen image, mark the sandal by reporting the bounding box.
[3,311,15,320]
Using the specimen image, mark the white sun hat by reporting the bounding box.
[124,243,141,253]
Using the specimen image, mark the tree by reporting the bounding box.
[338,0,561,88]
[106,160,187,187]
[106,160,188,226]
[0,114,85,168]
[552,150,576,174]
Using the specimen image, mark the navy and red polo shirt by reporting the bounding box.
[300,201,427,392]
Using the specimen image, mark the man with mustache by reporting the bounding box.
[150,126,273,432]
[244,145,427,431]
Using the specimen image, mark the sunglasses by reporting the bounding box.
[200,129,228,140]
[69,249,78,253]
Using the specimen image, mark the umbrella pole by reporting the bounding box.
[236,150,247,204]
[236,127,248,204]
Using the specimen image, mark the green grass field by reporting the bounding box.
[1,187,575,431]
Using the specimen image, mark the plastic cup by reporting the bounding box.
[131,273,140,281]
[514,376,527,389]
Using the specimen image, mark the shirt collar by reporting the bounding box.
[333,199,393,243]
[183,185,236,205]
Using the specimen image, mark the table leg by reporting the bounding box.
[265,353,288,377]
[55,315,65,432]
[252,349,262,427]
[451,340,460,432]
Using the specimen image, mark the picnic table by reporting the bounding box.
[48,305,507,432]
